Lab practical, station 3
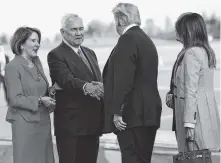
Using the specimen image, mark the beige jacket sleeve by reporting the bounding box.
[183,48,201,126]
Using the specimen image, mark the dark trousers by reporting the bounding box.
[117,126,157,163]
[56,134,99,163]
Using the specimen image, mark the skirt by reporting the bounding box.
[11,107,55,163]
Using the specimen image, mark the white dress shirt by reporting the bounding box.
[122,24,138,35]
[63,38,81,53]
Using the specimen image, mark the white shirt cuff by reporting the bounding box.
[184,123,195,128]
[83,83,88,95]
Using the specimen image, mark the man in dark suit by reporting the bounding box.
[47,14,104,163]
[102,3,162,163]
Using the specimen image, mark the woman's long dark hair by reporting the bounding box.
[175,13,216,68]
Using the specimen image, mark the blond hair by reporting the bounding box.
[112,3,141,26]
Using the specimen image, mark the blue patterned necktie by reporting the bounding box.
[77,49,92,73]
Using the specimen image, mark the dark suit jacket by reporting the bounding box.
[103,26,162,133]
[47,42,103,136]
[4,55,50,122]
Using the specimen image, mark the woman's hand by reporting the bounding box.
[166,92,174,108]
[185,127,195,151]
[49,86,56,99]
[48,104,56,113]
[40,96,56,108]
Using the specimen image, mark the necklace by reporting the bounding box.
[33,64,41,82]
[22,56,34,68]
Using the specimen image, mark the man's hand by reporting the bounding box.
[166,92,174,108]
[92,81,104,98]
[48,104,56,113]
[113,114,127,131]
[49,82,63,98]
[92,81,103,89]
[85,82,104,100]
[185,127,195,151]
[53,82,63,90]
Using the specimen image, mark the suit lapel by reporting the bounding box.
[81,47,101,81]
[33,57,49,87]
[61,42,95,79]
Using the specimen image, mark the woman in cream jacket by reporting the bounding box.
[167,13,220,152]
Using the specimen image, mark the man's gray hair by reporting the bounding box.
[61,13,82,29]
[112,3,141,26]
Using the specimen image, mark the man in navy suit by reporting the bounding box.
[103,3,162,163]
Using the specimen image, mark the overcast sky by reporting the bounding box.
[0,0,220,39]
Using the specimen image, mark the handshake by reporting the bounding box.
[84,81,104,100]
[50,81,104,100]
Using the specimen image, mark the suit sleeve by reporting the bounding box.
[4,65,39,112]
[111,35,137,116]
[183,49,201,127]
[47,52,87,92]
[91,50,98,62]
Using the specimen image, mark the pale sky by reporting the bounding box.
[0,0,220,39]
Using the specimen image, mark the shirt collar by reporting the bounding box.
[63,38,80,53]
[122,24,138,35]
